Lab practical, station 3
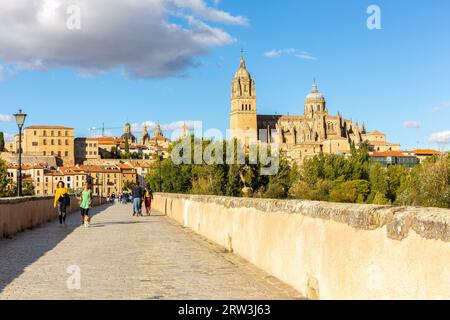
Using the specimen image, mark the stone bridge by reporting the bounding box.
[0,197,300,300]
[1,194,450,300]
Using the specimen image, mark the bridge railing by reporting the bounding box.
[0,195,106,238]
[153,193,450,300]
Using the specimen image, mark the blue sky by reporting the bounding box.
[0,0,449,150]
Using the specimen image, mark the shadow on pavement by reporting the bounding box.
[89,220,161,228]
[0,204,110,292]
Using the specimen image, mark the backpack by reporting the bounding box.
[64,193,71,206]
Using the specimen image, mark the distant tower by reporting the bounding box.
[182,122,190,138]
[122,122,137,143]
[154,124,163,138]
[141,124,150,145]
[230,50,257,140]
[304,80,327,118]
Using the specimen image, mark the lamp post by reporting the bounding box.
[14,109,27,197]
[157,150,163,192]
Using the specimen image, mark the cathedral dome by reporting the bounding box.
[305,82,325,103]
[234,55,252,80]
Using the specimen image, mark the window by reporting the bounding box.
[51,151,54,155]
[58,140,61,145]
[58,131,61,136]
[51,131,54,136]
[67,177,71,181]
[34,130,37,136]
[43,139,47,145]
[65,151,69,157]
[65,131,68,136]
[32,142,38,146]
[51,139,54,145]
[43,131,47,136]
[58,151,61,157]
[317,105,321,112]
[65,139,69,146]
[43,151,47,156]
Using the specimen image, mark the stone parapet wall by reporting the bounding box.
[0,196,106,238]
[153,193,450,299]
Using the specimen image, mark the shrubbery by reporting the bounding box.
[144,137,450,209]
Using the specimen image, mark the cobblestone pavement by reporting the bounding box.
[0,204,302,300]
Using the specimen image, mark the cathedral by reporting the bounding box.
[230,54,400,163]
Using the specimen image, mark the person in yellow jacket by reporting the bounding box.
[54,181,69,226]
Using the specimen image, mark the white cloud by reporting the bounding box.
[429,131,450,145]
[403,120,421,129]
[90,130,113,138]
[0,114,14,122]
[264,49,282,58]
[132,120,200,133]
[0,0,247,78]
[432,101,450,113]
[4,133,15,142]
[294,52,318,61]
[263,48,318,61]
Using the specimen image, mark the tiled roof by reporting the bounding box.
[410,149,443,155]
[7,163,47,170]
[26,126,74,130]
[370,151,417,158]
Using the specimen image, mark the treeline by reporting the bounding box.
[0,159,35,197]
[148,138,447,209]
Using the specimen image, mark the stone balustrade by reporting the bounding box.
[0,196,106,238]
[153,193,450,299]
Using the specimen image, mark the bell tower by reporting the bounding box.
[230,51,257,139]
[304,80,327,118]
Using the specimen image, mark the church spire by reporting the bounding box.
[240,48,246,69]
[312,78,318,93]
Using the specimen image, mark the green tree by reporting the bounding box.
[396,155,450,208]
[367,163,390,204]
[0,159,11,197]
[329,180,370,203]
[386,165,410,203]
[146,158,192,193]
[263,157,297,199]
[123,180,134,191]
[23,182,35,196]
[124,136,130,156]
[347,142,370,180]
[0,132,5,152]
[289,179,331,201]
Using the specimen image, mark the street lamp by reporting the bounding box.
[157,150,163,192]
[14,109,27,197]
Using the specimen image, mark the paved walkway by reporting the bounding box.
[0,204,301,300]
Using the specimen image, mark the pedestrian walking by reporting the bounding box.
[54,181,70,226]
[77,183,92,228]
[131,183,144,216]
[144,187,153,216]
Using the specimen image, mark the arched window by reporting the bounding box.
[242,104,244,111]
[249,105,251,111]
[317,105,321,112]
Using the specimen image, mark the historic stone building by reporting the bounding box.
[6,126,75,166]
[230,54,400,163]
